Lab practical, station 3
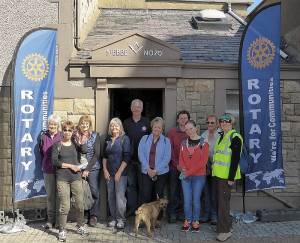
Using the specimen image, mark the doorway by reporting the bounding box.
[109,88,163,122]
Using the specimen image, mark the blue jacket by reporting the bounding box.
[103,135,131,176]
[138,134,171,175]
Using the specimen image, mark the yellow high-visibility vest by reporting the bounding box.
[212,129,242,180]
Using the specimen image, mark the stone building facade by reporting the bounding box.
[0,0,299,218]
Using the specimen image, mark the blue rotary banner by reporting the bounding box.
[13,29,56,201]
[239,4,285,191]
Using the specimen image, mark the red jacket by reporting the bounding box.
[179,140,209,177]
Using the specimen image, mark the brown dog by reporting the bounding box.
[134,198,168,237]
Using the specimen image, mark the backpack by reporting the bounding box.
[230,132,251,174]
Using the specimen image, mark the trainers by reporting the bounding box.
[191,221,200,232]
[116,219,125,229]
[216,232,232,242]
[181,220,191,232]
[107,220,116,227]
[77,225,88,235]
[58,230,67,242]
[89,216,97,227]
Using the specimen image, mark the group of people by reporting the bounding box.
[40,98,243,242]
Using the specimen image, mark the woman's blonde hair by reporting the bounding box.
[78,115,93,132]
[108,117,125,136]
[62,120,75,131]
[150,117,165,130]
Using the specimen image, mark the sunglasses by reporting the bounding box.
[206,121,215,125]
[63,129,73,132]
[219,119,231,123]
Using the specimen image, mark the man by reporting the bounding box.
[167,110,190,223]
[212,113,242,242]
[123,99,150,216]
[199,115,219,225]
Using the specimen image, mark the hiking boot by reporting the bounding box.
[116,219,125,229]
[216,232,232,242]
[58,230,67,242]
[181,220,191,232]
[191,221,200,232]
[168,214,177,223]
[107,220,116,228]
[89,216,97,227]
[76,225,88,236]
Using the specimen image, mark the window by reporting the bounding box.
[226,89,240,132]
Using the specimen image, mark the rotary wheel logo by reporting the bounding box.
[22,53,49,81]
[247,37,276,69]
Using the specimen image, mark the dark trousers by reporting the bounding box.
[87,169,101,219]
[167,168,183,217]
[214,177,232,233]
[141,173,168,203]
[201,175,217,221]
[126,162,143,214]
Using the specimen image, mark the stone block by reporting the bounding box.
[284,80,300,92]
[73,99,95,114]
[282,104,294,115]
[0,103,10,113]
[194,79,214,92]
[200,92,214,105]
[0,123,9,132]
[282,136,294,143]
[186,91,200,100]
[0,137,11,148]
[286,116,300,122]
[177,100,191,111]
[192,100,201,105]
[290,93,300,103]
[176,88,185,101]
[285,176,299,184]
[291,122,300,133]
[177,79,194,87]
[53,111,68,123]
[295,104,300,115]
[282,143,294,150]
[281,93,291,103]
[54,99,74,111]
[0,149,11,159]
[281,122,291,131]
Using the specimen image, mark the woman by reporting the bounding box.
[73,115,101,227]
[52,121,87,242]
[39,114,62,229]
[138,117,171,203]
[179,120,209,232]
[103,118,131,229]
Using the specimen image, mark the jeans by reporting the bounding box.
[44,173,59,225]
[200,175,217,221]
[87,169,100,219]
[167,168,183,217]
[181,175,206,222]
[57,180,84,229]
[126,162,142,214]
[107,176,127,221]
[141,173,168,203]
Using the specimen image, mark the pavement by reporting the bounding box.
[1,217,300,243]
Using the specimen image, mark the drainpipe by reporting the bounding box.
[226,2,289,60]
[74,0,81,50]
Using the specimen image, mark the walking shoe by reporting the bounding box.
[58,230,67,242]
[116,219,125,229]
[191,221,200,232]
[89,216,97,227]
[76,225,88,235]
[107,220,116,227]
[181,220,191,232]
[216,232,232,242]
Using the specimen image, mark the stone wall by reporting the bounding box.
[177,78,215,131]
[0,0,58,86]
[281,80,300,207]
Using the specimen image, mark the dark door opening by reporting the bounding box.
[109,89,163,122]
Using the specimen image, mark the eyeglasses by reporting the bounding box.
[206,121,215,125]
[63,129,73,132]
[219,119,231,123]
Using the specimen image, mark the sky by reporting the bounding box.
[247,0,264,13]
